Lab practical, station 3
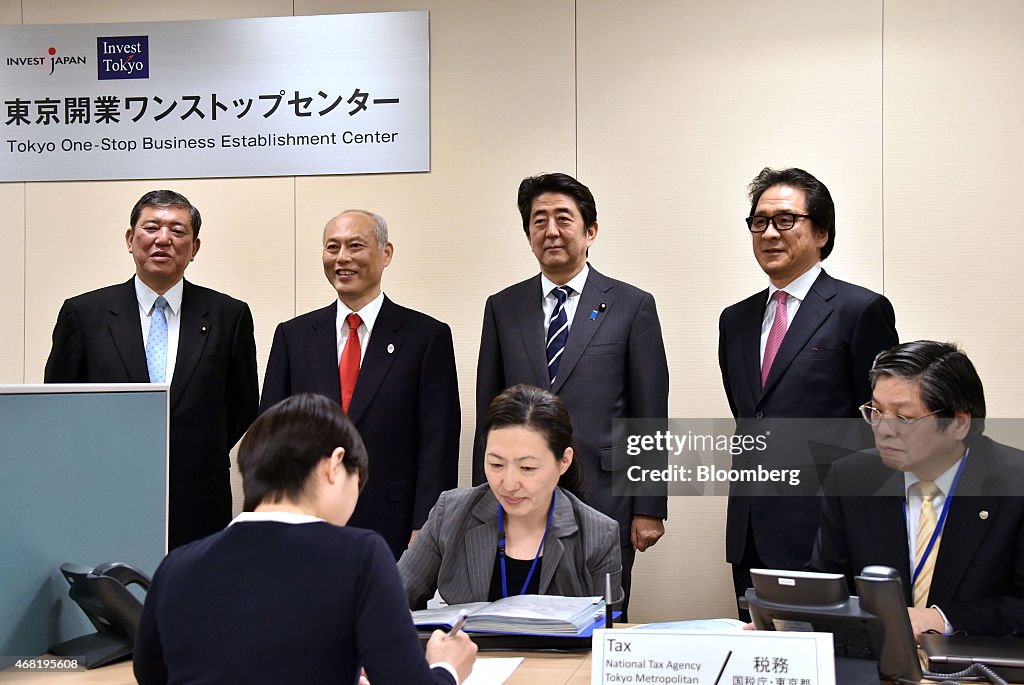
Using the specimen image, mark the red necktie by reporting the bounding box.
[761,290,788,388]
[339,313,362,412]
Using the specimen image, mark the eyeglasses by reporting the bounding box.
[745,213,812,233]
[858,404,944,434]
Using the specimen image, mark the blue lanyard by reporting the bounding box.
[497,489,557,598]
[904,453,969,586]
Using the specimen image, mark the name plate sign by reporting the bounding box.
[592,629,835,685]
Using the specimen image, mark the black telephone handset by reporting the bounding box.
[50,561,152,669]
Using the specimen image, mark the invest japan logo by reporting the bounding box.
[96,35,149,80]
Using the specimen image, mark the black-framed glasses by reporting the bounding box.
[859,403,944,434]
[745,213,812,233]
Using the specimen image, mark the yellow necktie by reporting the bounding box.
[913,480,942,608]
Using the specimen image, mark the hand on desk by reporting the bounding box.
[631,515,665,552]
[426,629,478,683]
[907,607,946,638]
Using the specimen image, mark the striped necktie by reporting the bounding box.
[761,290,788,388]
[546,286,572,384]
[913,480,942,608]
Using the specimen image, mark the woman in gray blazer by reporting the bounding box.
[398,384,622,608]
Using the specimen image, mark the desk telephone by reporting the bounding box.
[50,561,152,669]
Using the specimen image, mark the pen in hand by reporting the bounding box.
[445,609,469,640]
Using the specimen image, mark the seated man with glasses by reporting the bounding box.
[809,340,1024,638]
[718,167,898,618]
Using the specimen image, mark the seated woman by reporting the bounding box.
[134,393,476,685]
[399,384,622,608]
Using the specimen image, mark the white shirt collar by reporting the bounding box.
[541,263,590,299]
[766,262,821,303]
[337,290,385,333]
[134,275,184,315]
[228,511,325,526]
[904,447,970,497]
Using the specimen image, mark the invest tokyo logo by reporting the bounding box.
[96,35,149,80]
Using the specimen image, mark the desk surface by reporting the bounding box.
[0,652,593,684]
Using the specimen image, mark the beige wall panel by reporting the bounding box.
[21,0,292,24]
[0,0,21,24]
[0,184,26,383]
[577,0,883,622]
[884,1,1024,416]
[23,179,295,386]
[295,0,577,485]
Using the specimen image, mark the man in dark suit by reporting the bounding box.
[259,209,460,559]
[474,172,669,614]
[718,167,898,614]
[809,340,1024,637]
[44,190,259,550]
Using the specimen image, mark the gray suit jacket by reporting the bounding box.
[474,266,669,537]
[397,484,622,608]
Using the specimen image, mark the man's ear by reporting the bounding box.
[950,411,972,440]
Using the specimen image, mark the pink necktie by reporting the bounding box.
[339,313,362,412]
[761,291,788,388]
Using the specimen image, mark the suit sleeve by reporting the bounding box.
[717,308,739,419]
[412,324,461,529]
[44,300,86,382]
[259,323,292,414]
[806,489,854,578]
[849,294,898,408]
[398,493,447,608]
[473,296,504,486]
[627,292,670,519]
[355,534,455,685]
[226,303,259,447]
[133,556,172,685]
[587,515,624,604]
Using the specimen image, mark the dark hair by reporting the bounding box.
[237,393,368,511]
[483,384,585,497]
[517,173,597,236]
[869,340,986,441]
[130,190,203,238]
[748,167,835,259]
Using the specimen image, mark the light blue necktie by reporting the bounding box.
[546,286,572,384]
[146,296,169,383]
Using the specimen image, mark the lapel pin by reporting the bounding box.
[387,343,395,354]
[979,510,989,520]
[200,325,208,335]
[598,303,607,312]
[590,310,598,320]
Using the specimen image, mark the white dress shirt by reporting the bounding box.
[335,291,385,365]
[759,262,822,366]
[540,264,590,335]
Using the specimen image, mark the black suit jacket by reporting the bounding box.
[474,266,669,540]
[134,521,455,685]
[718,270,898,567]
[808,436,1024,636]
[259,296,460,558]
[44,278,259,549]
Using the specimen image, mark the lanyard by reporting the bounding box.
[497,489,557,598]
[904,454,969,587]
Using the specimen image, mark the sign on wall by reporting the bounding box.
[0,12,429,181]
